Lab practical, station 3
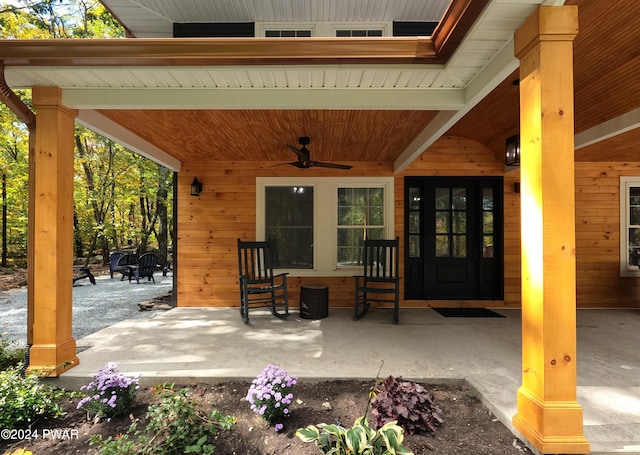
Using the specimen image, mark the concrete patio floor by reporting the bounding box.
[53,307,640,455]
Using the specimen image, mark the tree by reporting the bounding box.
[0,0,174,265]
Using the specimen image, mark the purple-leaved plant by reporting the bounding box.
[246,364,297,432]
[77,362,140,418]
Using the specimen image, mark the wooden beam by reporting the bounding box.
[27,87,79,376]
[0,37,438,66]
[512,6,589,454]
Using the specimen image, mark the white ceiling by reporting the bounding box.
[103,0,453,38]
[1,0,567,171]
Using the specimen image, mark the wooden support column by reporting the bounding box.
[27,87,79,376]
[512,6,589,454]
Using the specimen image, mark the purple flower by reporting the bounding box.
[246,365,297,428]
[76,362,140,418]
[274,423,284,432]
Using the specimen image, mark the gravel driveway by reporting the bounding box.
[0,273,173,348]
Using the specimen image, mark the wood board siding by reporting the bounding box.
[575,162,640,308]
[175,136,639,310]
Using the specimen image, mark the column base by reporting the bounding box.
[26,338,79,377]
[513,386,590,454]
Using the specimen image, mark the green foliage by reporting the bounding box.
[369,376,443,435]
[296,416,414,455]
[0,1,172,263]
[90,384,236,455]
[0,366,66,430]
[0,334,25,370]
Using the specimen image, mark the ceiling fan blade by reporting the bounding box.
[286,144,307,161]
[269,161,297,167]
[309,161,352,170]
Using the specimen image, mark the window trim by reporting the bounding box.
[620,177,640,277]
[257,177,394,276]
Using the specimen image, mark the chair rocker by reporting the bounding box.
[354,237,401,323]
[237,239,289,323]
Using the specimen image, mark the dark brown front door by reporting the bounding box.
[405,176,504,300]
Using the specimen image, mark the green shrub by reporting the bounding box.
[0,335,25,370]
[296,416,414,455]
[0,366,65,430]
[90,384,236,454]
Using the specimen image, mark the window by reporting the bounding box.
[265,186,313,268]
[257,177,394,276]
[264,30,312,37]
[337,187,385,266]
[335,29,383,37]
[620,177,640,276]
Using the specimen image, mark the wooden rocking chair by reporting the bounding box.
[237,239,289,323]
[354,237,401,323]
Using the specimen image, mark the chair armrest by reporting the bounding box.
[274,272,289,286]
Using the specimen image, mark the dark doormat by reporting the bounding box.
[433,308,505,318]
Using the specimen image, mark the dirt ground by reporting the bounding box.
[0,380,533,455]
[0,267,28,291]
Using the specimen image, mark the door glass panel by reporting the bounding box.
[409,235,420,257]
[409,212,420,234]
[482,188,494,210]
[452,235,466,257]
[409,187,421,210]
[483,212,493,233]
[482,188,494,258]
[435,188,449,210]
[483,235,494,257]
[452,188,466,209]
[452,212,466,234]
[435,235,449,257]
[435,212,449,234]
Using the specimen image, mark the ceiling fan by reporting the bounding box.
[285,137,352,170]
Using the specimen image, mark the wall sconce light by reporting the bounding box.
[506,134,520,167]
[190,177,202,196]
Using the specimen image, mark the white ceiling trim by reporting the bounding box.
[574,108,640,151]
[76,109,181,171]
[394,39,519,171]
[62,87,465,110]
[6,64,459,90]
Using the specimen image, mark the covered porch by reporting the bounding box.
[53,307,640,455]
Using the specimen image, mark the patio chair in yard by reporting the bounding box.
[108,251,125,278]
[131,253,159,284]
[237,239,289,323]
[354,237,401,323]
[116,253,137,281]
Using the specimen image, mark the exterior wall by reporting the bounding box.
[575,162,640,308]
[176,136,640,310]
[176,135,524,309]
[401,136,522,308]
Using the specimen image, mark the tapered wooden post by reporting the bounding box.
[512,6,589,454]
[27,87,79,376]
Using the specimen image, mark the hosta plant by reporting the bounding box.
[296,416,414,455]
[369,375,443,435]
